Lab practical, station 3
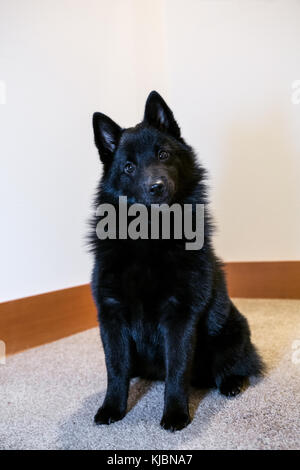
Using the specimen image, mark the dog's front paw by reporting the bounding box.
[160,411,191,432]
[94,405,125,425]
[219,375,245,397]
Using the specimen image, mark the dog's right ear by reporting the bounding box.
[144,91,181,140]
[92,112,122,164]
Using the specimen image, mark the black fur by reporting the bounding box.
[89,91,264,431]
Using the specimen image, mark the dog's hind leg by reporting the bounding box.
[218,374,246,397]
[211,302,264,397]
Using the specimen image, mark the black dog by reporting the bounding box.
[89,91,264,431]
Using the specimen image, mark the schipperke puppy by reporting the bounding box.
[89,91,264,431]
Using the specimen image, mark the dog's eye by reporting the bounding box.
[158,150,169,161]
[124,162,136,174]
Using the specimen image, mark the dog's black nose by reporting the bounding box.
[150,181,164,195]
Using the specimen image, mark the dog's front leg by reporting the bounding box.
[94,301,131,425]
[160,315,195,431]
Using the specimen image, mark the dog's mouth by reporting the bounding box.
[149,192,172,204]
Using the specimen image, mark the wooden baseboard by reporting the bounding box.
[225,261,300,299]
[0,285,97,355]
[0,261,299,355]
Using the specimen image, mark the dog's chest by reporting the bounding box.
[128,301,165,378]
[120,254,176,310]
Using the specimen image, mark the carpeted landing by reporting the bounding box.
[0,299,299,450]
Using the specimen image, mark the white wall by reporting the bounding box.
[0,0,167,301]
[163,0,300,261]
[1,0,300,302]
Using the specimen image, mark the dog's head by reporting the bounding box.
[93,91,200,205]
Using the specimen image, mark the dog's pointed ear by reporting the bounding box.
[92,112,122,164]
[143,91,181,139]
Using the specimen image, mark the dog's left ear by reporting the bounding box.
[93,112,122,165]
[143,91,181,139]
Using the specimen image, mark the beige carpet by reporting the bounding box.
[0,299,299,450]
